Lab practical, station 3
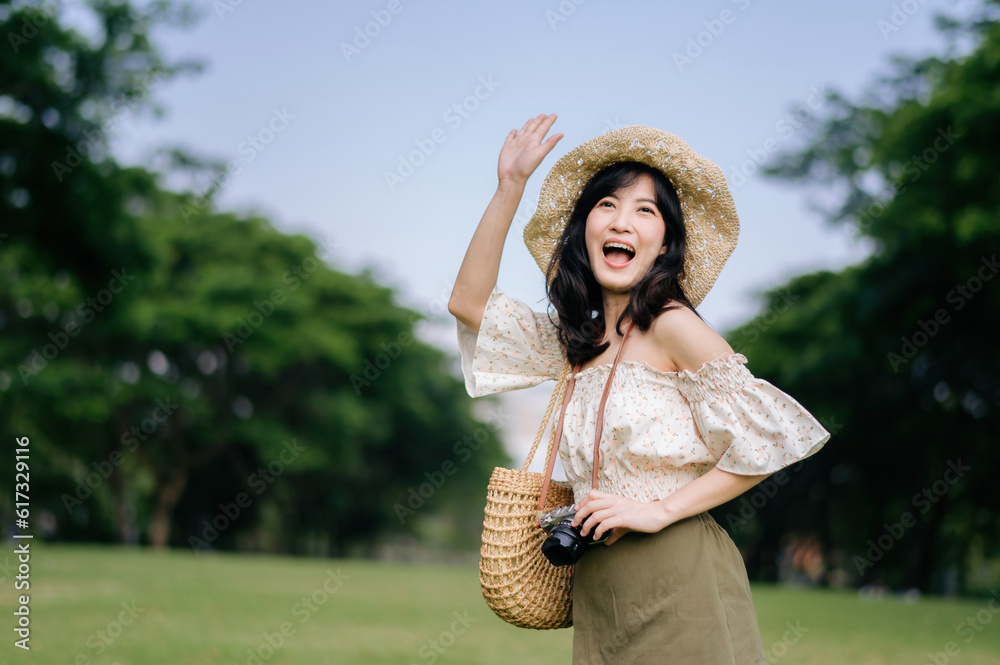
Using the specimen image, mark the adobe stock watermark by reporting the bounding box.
[853,459,970,575]
[61,600,145,663]
[724,465,805,534]
[728,85,828,191]
[763,620,809,663]
[672,0,751,73]
[0,556,16,584]
[17,268,136,385]
[350,277,460,394]
[410,610,477,665]
[722,414,842,533]
[877,0,931,40]
[188,438,307,554]
[7,1,62,54]
[923,588,1000,664]
[849,125,960,241]
[221,233,338,352]
[727,288,799,354]
[394,407,508,524]
[887,254,998,372]
[244,568,349,665]
[340,0,408,63]
[214,0,246,20]
[179,107,295,224]
[61,396,179,514]
[544,0,589,31]
[384,75,501,191]
[596,573,679,657]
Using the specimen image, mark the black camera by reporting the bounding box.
[537,504,609,566]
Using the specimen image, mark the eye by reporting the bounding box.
[639,206,654,214]
[599,201,614,208]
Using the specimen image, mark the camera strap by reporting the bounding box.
[537,319,635,511]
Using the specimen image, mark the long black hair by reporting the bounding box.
[545,160,701,367]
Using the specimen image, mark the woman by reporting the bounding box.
[449,114,830,664]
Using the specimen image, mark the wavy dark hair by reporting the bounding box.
[545,160,702,367]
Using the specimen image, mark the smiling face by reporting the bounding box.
[584,173,668,295]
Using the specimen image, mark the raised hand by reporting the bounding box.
[497,113,564,188]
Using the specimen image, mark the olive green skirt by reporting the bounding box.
[571,512,766,664]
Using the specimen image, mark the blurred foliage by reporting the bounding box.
[715,0,1000,593]
[0,0,507,556]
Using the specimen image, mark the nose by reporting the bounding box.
[609,212,631,234]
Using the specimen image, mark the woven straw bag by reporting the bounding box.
[478,321,635,630]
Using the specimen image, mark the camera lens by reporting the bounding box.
[541,522,587,566]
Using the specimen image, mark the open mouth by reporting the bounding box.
[602,241,635,267]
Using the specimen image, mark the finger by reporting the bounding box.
[573,498,614,528]
[526,113,556,138]
[593,518,618,541]
[571,502,597,527]
[582,504,621,538]
[540,133,564,154]
[604,527,631,546]
[522,114,546,133]
[594,515,629,541]
[537,113,558,133]
[580,508,615,537]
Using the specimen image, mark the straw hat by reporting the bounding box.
[522,125,739,307]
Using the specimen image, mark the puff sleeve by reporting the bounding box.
[674,354,831,475]
[456,285,566,398]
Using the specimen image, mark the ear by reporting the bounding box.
[658,243,668,256]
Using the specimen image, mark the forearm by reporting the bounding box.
[655,466,773,529]
[448,179,525,333]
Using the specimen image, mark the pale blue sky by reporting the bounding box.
[109,0,968,351]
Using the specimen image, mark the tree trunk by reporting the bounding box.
[111,413,137,544]
[149,468,188,549]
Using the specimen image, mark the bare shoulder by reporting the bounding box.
[649,302,735,373]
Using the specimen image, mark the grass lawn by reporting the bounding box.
[1,542,998,664]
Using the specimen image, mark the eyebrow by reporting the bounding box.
[606,194,658,206]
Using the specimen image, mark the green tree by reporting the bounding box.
[714,0,1000,593]
[0,0,508,555]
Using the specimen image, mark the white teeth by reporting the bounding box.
[603,241,635,255]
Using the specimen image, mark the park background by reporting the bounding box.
[1,0,999,662]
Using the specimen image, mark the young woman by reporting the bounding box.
[449,114,830,664]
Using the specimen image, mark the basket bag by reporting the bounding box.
[478,321,635,629]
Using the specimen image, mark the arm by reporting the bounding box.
[448,114,563,334]
[573,468,773,545]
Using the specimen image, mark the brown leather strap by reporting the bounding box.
[536,361,582,511]
[592,319,634,488]
[536,319,634,511]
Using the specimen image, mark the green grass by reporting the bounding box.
[1,542,998,664]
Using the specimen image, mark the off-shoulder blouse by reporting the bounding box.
[456,286,831,504]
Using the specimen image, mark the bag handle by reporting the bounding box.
[535,319,635,512]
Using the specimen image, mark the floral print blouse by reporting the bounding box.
[456,286,831,504]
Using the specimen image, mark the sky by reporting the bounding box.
[103,0,969,465]
[106,0,968,338]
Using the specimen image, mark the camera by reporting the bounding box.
[537,504,609,566]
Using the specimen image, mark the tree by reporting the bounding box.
[0,0,508,555]
[714,0,1000,593]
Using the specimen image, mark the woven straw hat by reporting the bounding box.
[522,125,739,307]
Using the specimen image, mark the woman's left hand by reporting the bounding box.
[571,489,670,546]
